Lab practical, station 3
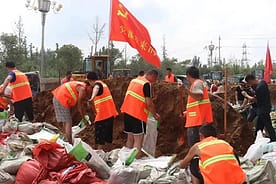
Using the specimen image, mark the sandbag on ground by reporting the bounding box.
[0,155,31,175]
[15,159,41,184]
[241,158,276,184]
[0,169,15,184]
[69,138,110,179]
[32,141,75,172]
[40,161,107,184]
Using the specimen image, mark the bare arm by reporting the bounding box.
[241,91,256,102]
[89,85,99,101]
[180,145,200,168]
[145,97,160,120]
[77,86,86,121]
[0,75,12,94]
[184,87,203,101]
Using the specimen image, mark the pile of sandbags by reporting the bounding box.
[15,141,107,184]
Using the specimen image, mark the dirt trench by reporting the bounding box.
[33,78,255,159]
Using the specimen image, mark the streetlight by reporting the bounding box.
[26,0,62,78]
[208,41,215,68]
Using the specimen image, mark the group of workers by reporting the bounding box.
[1,61,273,183]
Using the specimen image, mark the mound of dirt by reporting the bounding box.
[33,78,256,159]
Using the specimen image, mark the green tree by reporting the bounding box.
[55,44,83,76]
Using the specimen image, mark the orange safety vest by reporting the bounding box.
[165,74,175,83]
[9,69,32,102]
[61,77,73,84]
[121,77,150,122]
[0,86,9,110]
[93,80,118,122]
[52,81,86,108]
[197,137,246,184]
[185,79,213,127]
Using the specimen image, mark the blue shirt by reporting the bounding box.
[8,71,16,83]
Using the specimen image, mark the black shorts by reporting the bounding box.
[95,117,114,145]
[190,158,204,184]
[124,113,146,135]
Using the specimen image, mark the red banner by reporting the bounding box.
[264,43,273,83]
[109,0,161,68]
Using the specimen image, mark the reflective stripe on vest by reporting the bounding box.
[126,90,146,102]
[186,98,211,108]
[198,139,229,150]
[94,80,118,122]
[199,154,236,169]
[65,83,77,104]
[121,77,149,122]
[94,95,112,105]
[10,81,30,89]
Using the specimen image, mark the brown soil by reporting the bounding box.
[33,78,266,160]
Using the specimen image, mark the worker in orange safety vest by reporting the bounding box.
[121,69,160,158]
[0,62,33,122]
[181,66,213,147]
[164,68,177,83]
[52,80,92,144]
[61,71,74,84]
[0,85,12,112]
[180,124,246,184]
[87,71,118,149]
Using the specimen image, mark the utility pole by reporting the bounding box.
[218,36,221,65]
[162,35,168,61]
[241,43,247,68]
[124,44,127,68]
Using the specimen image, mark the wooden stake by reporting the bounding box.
[224,66,228,137]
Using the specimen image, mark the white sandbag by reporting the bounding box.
[244,130,270,163]
[2,119,18,133]
[261,152,276,169]
[0,169,15,184]
[255,130,270,144]
[0,156,31,175]
[109,166,140,184]
[106,149,120,166]
[17,122,43,134]
[28,128,56,141]
[118,147,138,166]
[142,116,158,157]
[69,138,110,179]
[243,160,276,184]
[6,133,32,152]
[264,142,276,153]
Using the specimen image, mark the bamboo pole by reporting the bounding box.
[224,66,228,137]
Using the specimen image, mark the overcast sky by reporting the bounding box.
[1,0,276,66]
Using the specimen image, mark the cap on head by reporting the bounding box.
[5,62,15,68]
[86,71,98,80]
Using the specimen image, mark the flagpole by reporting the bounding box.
[107,0,113,76]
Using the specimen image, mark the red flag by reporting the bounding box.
[264,43,273,83]
[109,0,161,67]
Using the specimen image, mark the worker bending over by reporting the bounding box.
[52,80,92,144]
[180,124,246,184]
[121,69,160,158]
[87,72,118,149]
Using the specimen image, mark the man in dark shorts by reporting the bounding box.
[121,70,160,157]
[87,72,118,149]
[180,124,246,184]
[245,74,276,141]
